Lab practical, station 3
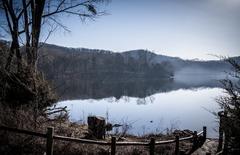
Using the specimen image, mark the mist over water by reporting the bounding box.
[174,67,227,85]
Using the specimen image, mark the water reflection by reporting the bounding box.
[55,75,226,137]
[55,76,222,101]
[57,88,222,138]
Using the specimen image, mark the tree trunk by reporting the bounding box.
[30,0,46,70]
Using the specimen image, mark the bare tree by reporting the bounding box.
[217,57,240,154]
[0,0,108,110]
[0,0,107,71]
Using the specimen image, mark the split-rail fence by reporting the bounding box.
[0,125,207,155]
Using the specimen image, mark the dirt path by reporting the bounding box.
[192,139,218,155]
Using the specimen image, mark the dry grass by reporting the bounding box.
[0,104,196,155]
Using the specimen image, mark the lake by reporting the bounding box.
[57,85,222,138]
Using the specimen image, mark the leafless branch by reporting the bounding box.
[42,0,90,18]
[17,0,32,20]
[2,1,13,34]
[38,22,58,50]
[48,16,70,32]
[44,106,68,115]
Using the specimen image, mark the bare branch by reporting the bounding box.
[42,0,92,18]
[17,0,32,20]
[2,1,13,34]
[63,10,92,17]
[55,0,66,12]
[3,0,17,21]
[38,22,58,50]
[48,16,70,32]
[45,106,68,115]
[18,22,31,34]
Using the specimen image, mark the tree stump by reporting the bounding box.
[87,116,106,139]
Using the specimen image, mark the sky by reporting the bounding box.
[46,0,240,60]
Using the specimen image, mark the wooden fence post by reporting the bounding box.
[149,137,155,155]
[217,111,223,152]
[111,136,116,155]
[192,131,198,150]
[203,126,207,141]
[175,135,179,155]
[223,111,229,154]
[46,127,54,155]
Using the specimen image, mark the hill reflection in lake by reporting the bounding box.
[55,76,222,101]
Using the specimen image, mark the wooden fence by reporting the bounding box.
[0,125,207,155]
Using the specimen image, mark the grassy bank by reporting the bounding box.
[0,104,203,155]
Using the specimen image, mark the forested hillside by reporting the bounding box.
[38,44,174,82]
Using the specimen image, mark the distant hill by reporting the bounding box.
[37,43,237,80]
[38,44,175,82]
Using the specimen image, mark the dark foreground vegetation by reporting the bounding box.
[0,108,206,155]
[215,58,240,154]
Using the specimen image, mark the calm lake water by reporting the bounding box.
[57,87,222,138]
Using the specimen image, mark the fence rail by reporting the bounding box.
[54,135,111,145]
[0,125,207,155]
[0,125,47,138]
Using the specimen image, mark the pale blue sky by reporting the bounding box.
[46,0,240,60]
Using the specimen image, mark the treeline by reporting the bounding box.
[38,44,174,82]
